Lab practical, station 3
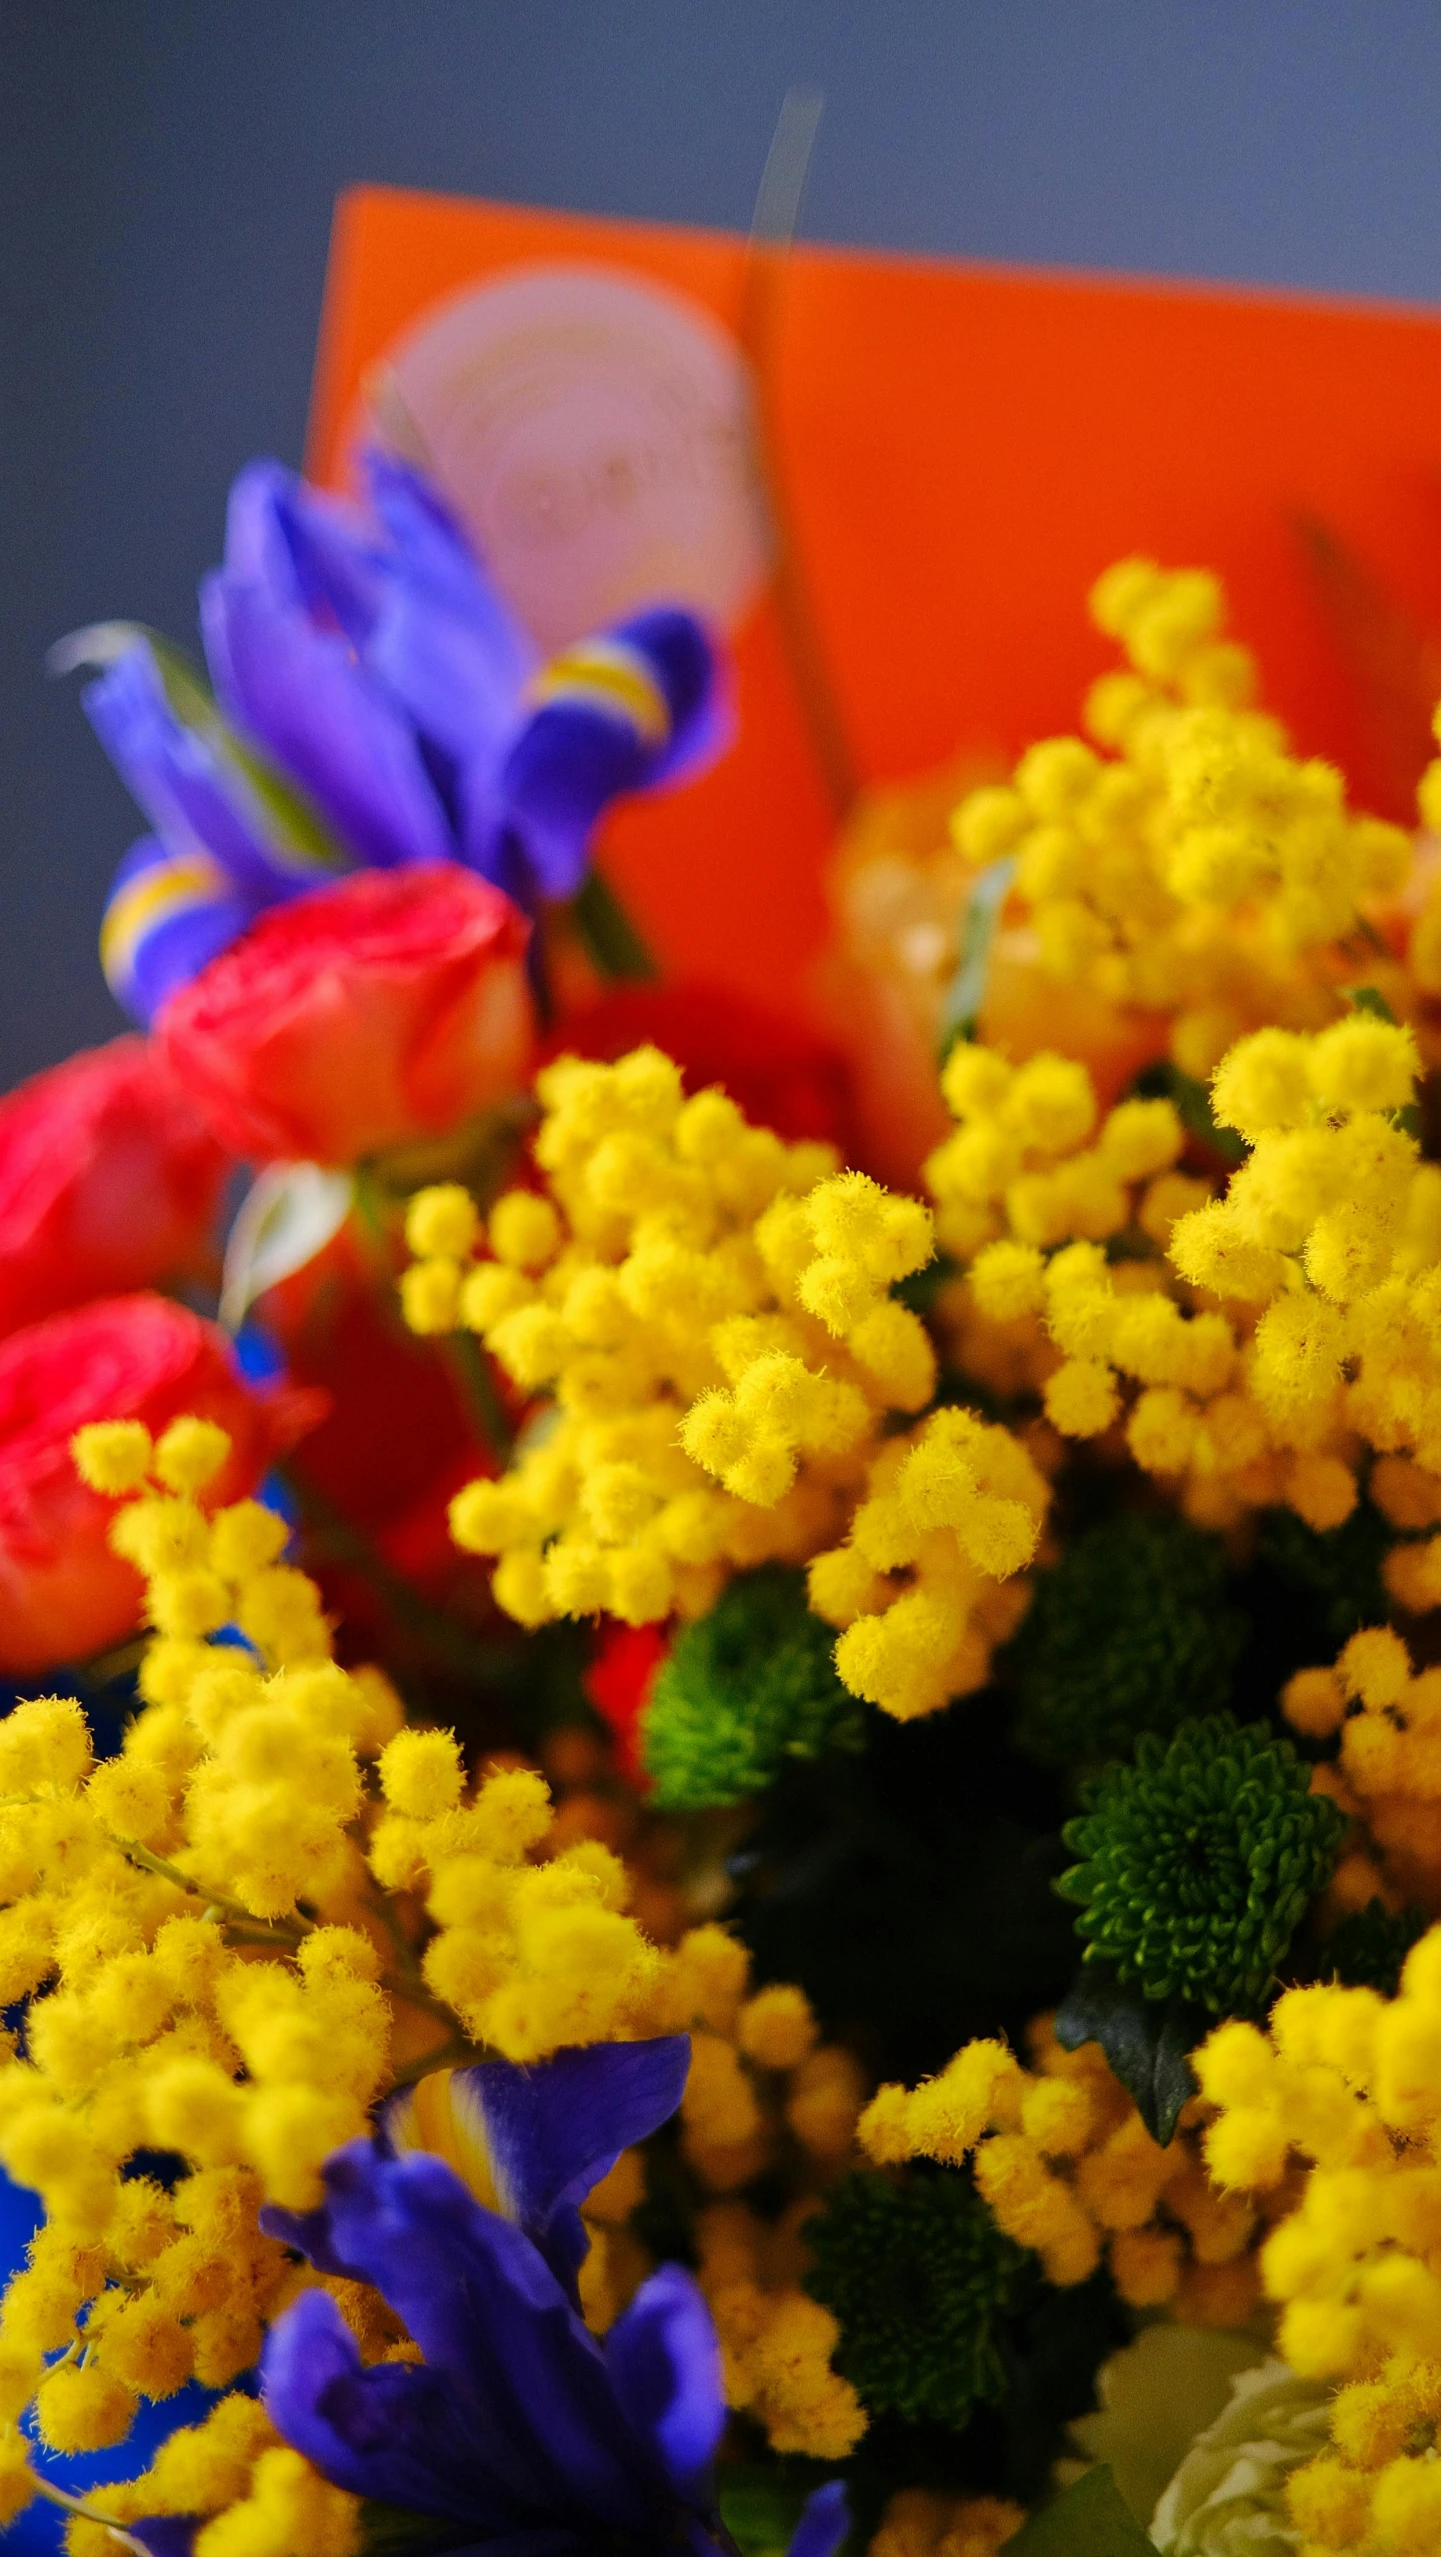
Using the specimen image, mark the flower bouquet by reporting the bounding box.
[6,223,1441,2557]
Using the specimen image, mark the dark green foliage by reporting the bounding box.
[718,2469,823,2557]
[805,2169,1026,2430]
[628,2122,700,2272]
[834,2267,1128,2521]
[1130,1058,1246,1167]
[1054,1961,1202,2144]
[1001,2466,1155,2556]
[894,1252,960,1317]
[641,1567,864,1810]
[990,2271,1131,2505]
[360,2504,461,2557]
[1249,1502,1391,1664]
[732,1700,1076,2084]
[1059,1714,1346,2014]
[1227,1499,1392,1728]
[1009,1514,1246,1769]
[1324,1898,1427,1997]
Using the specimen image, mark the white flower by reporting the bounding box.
[1149,2357,1332,2554]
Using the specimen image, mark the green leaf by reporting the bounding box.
[569,865,661,980]
[1054,1961,1203,2145]
[1345,981,1399,1024]
[1341,986,1423,1136]
[1130,1058,1245,1166]
[360,2501,463,2557]
[1000,2465,1156,2555]
[362,1091,537,1204]
[893,1249,958,1316]
[720,2465,818,2557]
[938,853,1015,1058]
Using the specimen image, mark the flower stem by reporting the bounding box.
[107,1829,464,2033]
[378,1970,463,2031]
[442,1331,514,1468]
[569,867,660,982]
[31,2471,150,2553]
[106,1834,307,1943]
[389,2029,481,2087]
[741,90,860,826]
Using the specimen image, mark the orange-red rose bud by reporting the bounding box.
[0,1036,231,1337]
[158,863,534,1165]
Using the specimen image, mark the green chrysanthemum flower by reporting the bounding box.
[803,2167,1026,2430]
[1058,1714,1346,2014]
[1010,1514,1246,1769]
[641,1565,864,1811]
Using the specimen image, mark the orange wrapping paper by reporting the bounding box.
[309,184,1441,1022]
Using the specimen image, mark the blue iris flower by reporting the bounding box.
[71,451,723,1025]
[129,2039,848,2557]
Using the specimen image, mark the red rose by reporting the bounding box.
[158,864,534,1165]
[0,1037,231,1338]
[547,979,856,1151]
[0,1293,319,1675]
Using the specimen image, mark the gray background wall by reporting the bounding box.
[6,0,1441,1086]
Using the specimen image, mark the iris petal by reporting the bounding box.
[100,837,255,1027]
[261,2288,534,2526]
[129,2522,200,2557]
[202,463,455,872]
[78,445,726,1017]
[615,607,728,787]
[478,706,650,900]
[786,2480,851,2557]
[272,2142,663,2532]
[378,2037,690,2299]
[228,468,384,651]
[605,2266,726,2501]
[360,450,537,772]
[477,608,723,901]
[82,640,314,906]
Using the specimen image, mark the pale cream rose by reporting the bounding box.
[1149,2357,1332,2554]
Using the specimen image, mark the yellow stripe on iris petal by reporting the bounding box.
[385,2067,506,2216]
[99,852,232,999]
[527,639,671,747]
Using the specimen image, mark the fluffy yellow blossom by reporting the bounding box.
[1282,1624,1441,1913]
[641,1932,866,2201]
[926,1012,1441,1551]
[54,2392,282,2557]
[951,558,1413,1077]
[859,2013,1268,2322]
[405,1048,899,1629]
[1,1418,790,2519]
[695,2201,865,2459]
[610,1937,872,2456]
[868,2487,1026,2557]
[924,1037,1192,1401]
[1195,1924,1441,2549]
[405,1047,1047,1715]
[3,1409,875,2524]
[806,1403,1049,1718]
